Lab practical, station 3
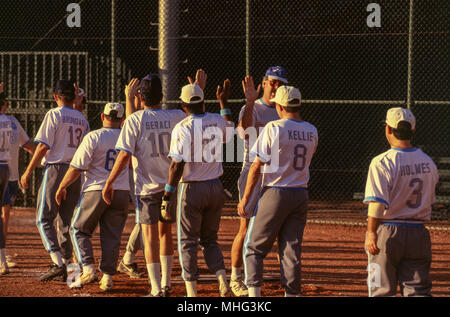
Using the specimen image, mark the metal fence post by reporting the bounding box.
[246,0,250,76]
[111,0,116,102]
[159,0,179,108]
[406,0,414,110]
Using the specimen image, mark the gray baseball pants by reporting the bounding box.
[125,223,142,256]
[0,165,10,249]
[176,179,226,281]
[36,164,81,260]
[244,187,308,296]
[368,223,432,297]
[70,190,129,275]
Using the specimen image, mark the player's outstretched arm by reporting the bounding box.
[103,150,131,204]
[22,141,37,155]
[55,167,82,206]
[125,78,140,117]
[217,79,232,122]
[237,157,263,217]
[164,160,185,198]
[20,142,49,189]
[239,75,261,131]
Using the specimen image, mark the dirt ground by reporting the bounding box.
[0,207,449,297]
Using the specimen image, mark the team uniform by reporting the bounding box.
[35,106,89,262]
[237,98,279,218]
[364,147,438,296]
[0,114,12,251]
[243,118,318,296]
[3,116,32,207]
[115,109,186,225]
[70,127,129,276]
[168,112,234,283]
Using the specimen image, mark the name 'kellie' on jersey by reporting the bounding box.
[250,118,318,188]
[70,127,129,193]
[115,108,186,195]
[34,106,89,165]
[364,148,439,221]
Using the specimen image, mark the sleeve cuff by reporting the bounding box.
[168,153,184,163]
[116,147,133,156]
[250,151,270,163]
[363,196,389,209]
[35,139,51,150]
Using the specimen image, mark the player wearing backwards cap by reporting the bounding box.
[238,86,318,297]
[103,73,186,297]
[0,83,12,275]
[20,80,89,282]
[0,82,36,270]
[363,107,438,297]
[163,76,235,297]
[230,66,287,296]
[55,103,128,291]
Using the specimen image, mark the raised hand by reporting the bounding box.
[242,75,261,103]
[216,79,231,102]
[125,78,140,99]
[188,69,207,91]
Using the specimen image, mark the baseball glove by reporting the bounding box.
[161,195,175,222]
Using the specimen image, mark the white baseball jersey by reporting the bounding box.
[116,108,186,195]
[0,114,12,165]
[250,118,318,188]
[169,112,234,182]
[71,127,129,193]
[35,106,89,165]
[238,98,279,169]
[8,116,31,181]
[363,148,439,221]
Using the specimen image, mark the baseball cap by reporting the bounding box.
[265,66,288,84]
[385,107,416,130]
[139,74,161,93]
[270,85,302,107]
[180,84,204,104]
[54,80,75,98]
[103,103,125,120]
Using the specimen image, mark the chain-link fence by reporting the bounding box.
[0,0,448,213]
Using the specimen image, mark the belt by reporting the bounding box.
[381,218,425,227]
[267,186,307,191]
[181,178,220,184]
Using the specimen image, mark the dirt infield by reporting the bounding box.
[0,207,449,297]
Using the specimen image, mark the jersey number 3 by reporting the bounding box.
[407,178,423,209]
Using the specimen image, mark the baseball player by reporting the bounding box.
[103,73,186,297]
[20,80,89,282]
[55,103,128,291]
[0,83,36,269]
[238,85,318,297]
[231,66,287,296]
[163,79,234,297]
[116,78,145,279]
[364,107,438,297]
[0,86,12,275]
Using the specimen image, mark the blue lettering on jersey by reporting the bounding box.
[105,149,118,171]
[145,121,171,130]
[62,116,86,127]
[399,163,431,177]
[288,130,313,142]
